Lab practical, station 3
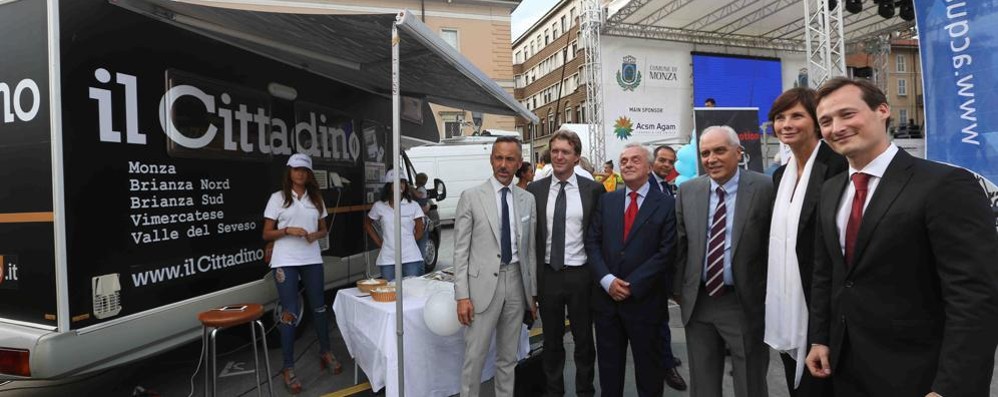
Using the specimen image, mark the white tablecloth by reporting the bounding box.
[333,287,529,397]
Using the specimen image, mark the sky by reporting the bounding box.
[511,0,629,41]
[511,0,557,41]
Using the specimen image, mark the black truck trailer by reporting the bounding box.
[0,0,535,379]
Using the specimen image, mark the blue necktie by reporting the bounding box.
[501,187,512,265]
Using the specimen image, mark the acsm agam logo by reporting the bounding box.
[88,68,361,162]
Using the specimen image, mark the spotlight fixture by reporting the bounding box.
[845,0,863,14]
[878,0,895,18]
[899,0,915,21]
[828,0,838,11]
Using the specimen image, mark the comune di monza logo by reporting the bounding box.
[616,55,641,91]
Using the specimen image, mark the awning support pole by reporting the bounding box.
[392,13,406,397]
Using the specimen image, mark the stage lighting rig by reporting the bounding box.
[846,0,863,14]
[828,0,838,11]
[899,0,915,21]
[877,0,895,18]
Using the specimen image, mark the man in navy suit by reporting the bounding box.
[586,143,676,397]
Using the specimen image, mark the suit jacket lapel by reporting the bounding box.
[625,186,661,246]
[798,159,827,234]
[730,173,755,256]
[850,151,914,273]
[536,177,552,245]
[514,187,531,243]
[821,173,849,269]
[478,180,502,244]
[607,191,625,246]
[579,177,594,228]
[691,178,710,277]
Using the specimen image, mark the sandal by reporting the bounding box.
[319,351,343,375]
[282,368,302,394]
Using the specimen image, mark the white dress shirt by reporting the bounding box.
[545,173,586,266]
[835,144,899,254]
[490,177,519,264]
[600,180,651,292]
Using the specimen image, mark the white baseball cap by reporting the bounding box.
[383,168,408,183]
[287,153,312,170]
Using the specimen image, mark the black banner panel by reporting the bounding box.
[0,0,57,327]
[693,108,764,173]
[56,0,406,328]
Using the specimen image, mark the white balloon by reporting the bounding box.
[423,291,461,336]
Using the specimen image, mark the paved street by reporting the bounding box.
[2,225,996,396]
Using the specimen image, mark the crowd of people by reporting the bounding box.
[449,77,998,397]
[257,77,998,396]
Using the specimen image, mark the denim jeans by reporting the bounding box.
[379,260,424,281]
[272,263,330,369]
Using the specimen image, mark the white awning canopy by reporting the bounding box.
[113,0,540,124]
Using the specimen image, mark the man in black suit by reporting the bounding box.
[527,130,603,397]
[805,77,998,397]
[586,143,676,397]
[649,145,687,391]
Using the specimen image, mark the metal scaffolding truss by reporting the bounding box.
[804,0,845,87]
[864,34,892,93]
[603,23,803,51]
[631,0,696,26]
[607,0,655,24]
[581,0,606,164]
[603,0,914,52]
[711,0,798,35]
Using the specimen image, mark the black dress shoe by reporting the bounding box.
[664,367,687,391]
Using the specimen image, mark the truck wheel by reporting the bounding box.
[423,233,439,273]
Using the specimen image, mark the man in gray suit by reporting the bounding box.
[454,136,538,397]
[674,126,774,397]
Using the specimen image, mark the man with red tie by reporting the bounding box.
[805,77,998,397]
[586,143,676,396]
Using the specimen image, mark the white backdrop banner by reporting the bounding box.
[601,36,692,163]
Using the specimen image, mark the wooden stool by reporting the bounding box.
[197,303,273,397]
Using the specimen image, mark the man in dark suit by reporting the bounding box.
[674,126,774,397]
[586,143,675,397]
[766,87,846,397]
[649,145,687,391]
[526,130,604,397]
[805,77,998,397]
[651,145,678,198]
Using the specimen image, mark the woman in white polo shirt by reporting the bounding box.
[364,169,426,281]
[262,153,341,394]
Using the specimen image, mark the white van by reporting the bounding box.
[406,131,523,223]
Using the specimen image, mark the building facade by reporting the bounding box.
[512,0,587,160]
[847,39,924,136]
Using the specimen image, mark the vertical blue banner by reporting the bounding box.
[916,0,998,207]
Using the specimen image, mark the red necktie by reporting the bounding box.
[844,173,871,267]
[705,187,727,297]
[623,191,638,241]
